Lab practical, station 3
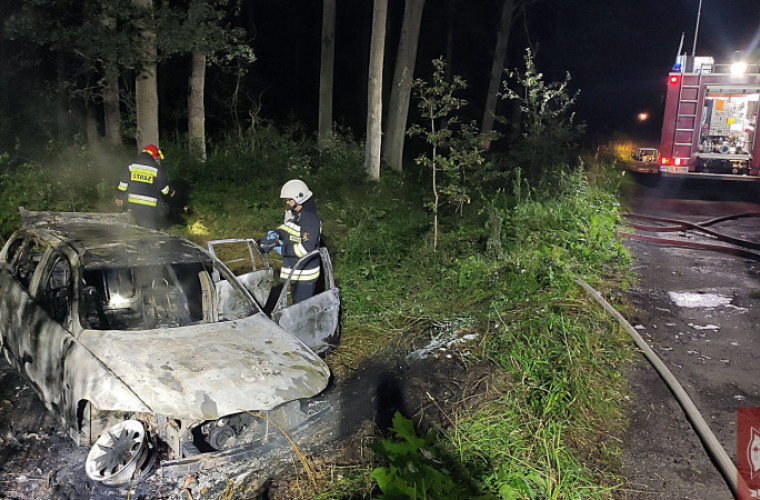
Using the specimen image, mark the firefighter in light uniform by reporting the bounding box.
[116,144,175,229]
[263,179,322,304]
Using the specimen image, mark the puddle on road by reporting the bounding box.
[668,291,732,308]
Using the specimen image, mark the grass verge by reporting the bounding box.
[0,135,635,499]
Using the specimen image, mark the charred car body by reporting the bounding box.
[206,237,341,355]
[0,209,337,486]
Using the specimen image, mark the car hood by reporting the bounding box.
[77,314,330,420]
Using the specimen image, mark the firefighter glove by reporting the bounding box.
[257,236,278,253]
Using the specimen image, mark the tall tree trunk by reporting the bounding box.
[363,0,388,180]
[382,0,424,173]
[480,0,515,150]
[101,6,121,145]
[103,63,121,145]
[133,0,159,150]
[56,54,68,137]
[189,51,207,161]
[445,0,454,80]
[85,104,99,145]
[318,0,336,144]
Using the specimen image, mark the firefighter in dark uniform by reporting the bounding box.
[259,179,322,304]
[115,144,175,229]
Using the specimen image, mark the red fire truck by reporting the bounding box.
[657,55,760,179]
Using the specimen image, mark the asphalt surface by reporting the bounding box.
[617,175,760,499]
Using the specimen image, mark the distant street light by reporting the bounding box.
[638,112,649,122]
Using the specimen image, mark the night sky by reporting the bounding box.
[1,0,759,147]
[526,0,760,143]
[246,0,760,145]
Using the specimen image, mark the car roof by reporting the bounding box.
[18,209,210,269]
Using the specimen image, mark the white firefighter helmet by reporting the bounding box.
[280,179,312,205]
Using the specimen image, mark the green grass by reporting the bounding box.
[0,130,635,499]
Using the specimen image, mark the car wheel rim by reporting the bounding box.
[85,419,147,487]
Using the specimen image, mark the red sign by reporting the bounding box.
[737,408,760,499]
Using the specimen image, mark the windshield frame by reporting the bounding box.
[78,257,261,331]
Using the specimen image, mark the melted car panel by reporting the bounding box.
[207,239,341,354]
[0,209,331,473]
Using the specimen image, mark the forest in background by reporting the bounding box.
[5,0,754,162]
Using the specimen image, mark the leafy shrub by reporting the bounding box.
[409,58,492,251]
[499,48,585,189]
[371,412,484,500]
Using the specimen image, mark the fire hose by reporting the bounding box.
[574,211,760,498]
[576,278,746,497]
[618,212,760,260]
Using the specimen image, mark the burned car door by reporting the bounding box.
[270,248,340,354]
[0,236,49,358]
[0,240,74,416]
[207,239,340,353]
[35,251,76,414]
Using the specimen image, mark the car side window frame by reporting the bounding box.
[40,250,74,328]
[3,237,25,269]
[10,238,47,291]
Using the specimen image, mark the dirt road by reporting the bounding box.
[617,176,760,499]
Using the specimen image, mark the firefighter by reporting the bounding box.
[116,144,175,229]
[259,179,322,304]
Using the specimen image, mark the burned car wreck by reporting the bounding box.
[0,209,337,487]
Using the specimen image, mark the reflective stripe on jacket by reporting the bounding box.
[127,193,158,207]
[276,206,321,282]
